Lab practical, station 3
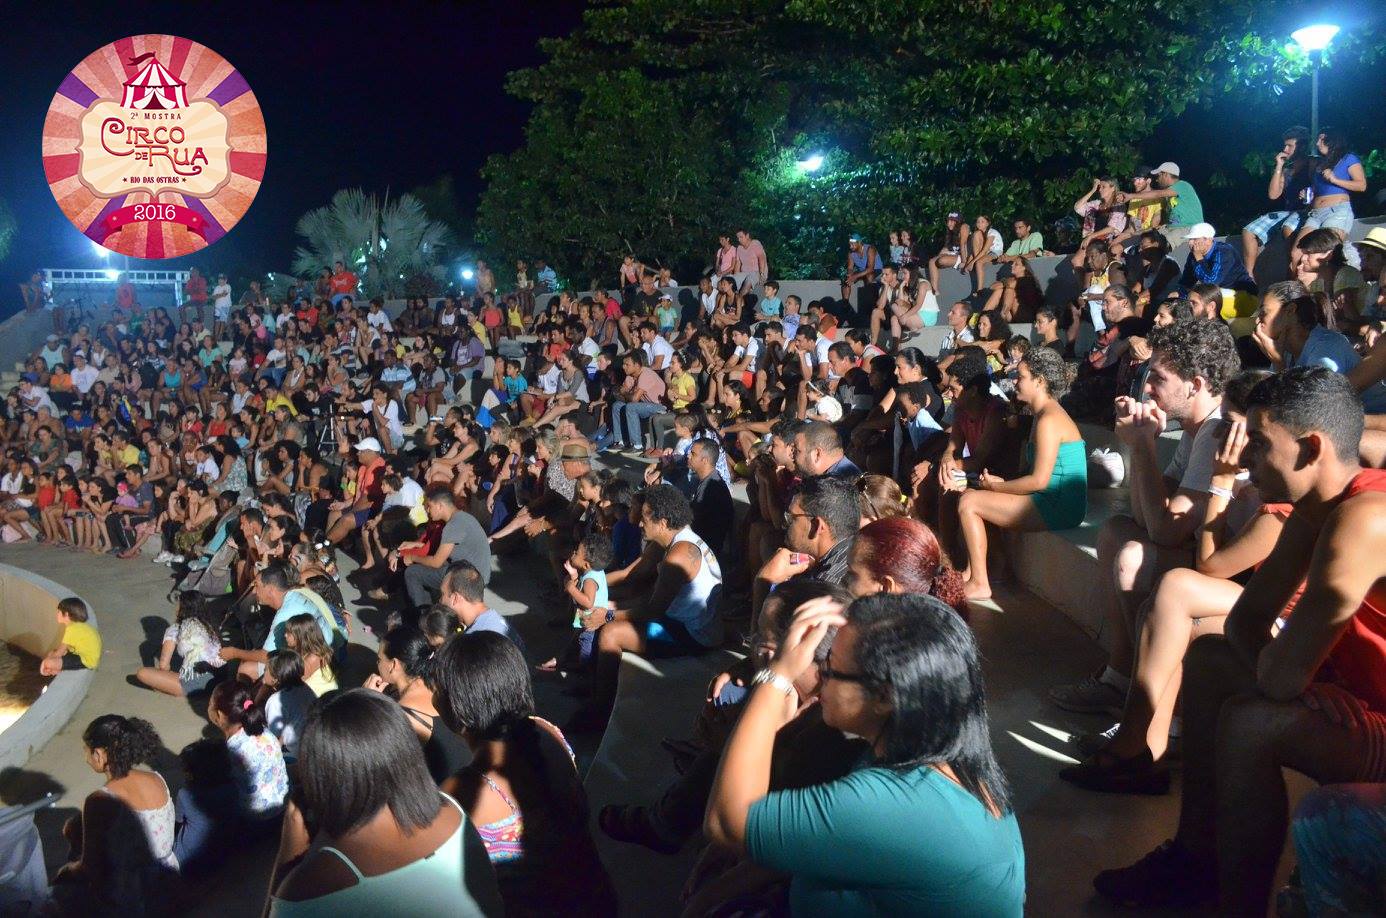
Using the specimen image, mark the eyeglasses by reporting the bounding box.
[783,510,813,527]
[817,659,874,684]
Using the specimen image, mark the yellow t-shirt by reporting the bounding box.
[669,371,697,410]
[62,621,102,669]
[265,394,297,417]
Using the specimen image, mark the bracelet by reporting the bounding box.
[1208,484,1235,500]
[604,608,615,625]
[751,668,796,699]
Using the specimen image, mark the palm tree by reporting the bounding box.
[291,188,453,299]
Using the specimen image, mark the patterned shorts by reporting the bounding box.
[1243,210,1303,243]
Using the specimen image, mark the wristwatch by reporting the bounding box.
[751,668,796,699]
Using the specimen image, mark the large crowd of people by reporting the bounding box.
[4,123,1386,916]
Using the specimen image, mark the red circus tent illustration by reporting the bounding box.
[120,53,188,110]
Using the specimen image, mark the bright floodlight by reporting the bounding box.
[104,269,119,280]
[461,267,475,281]
[1292,24,1339,52]
[91,240,109,258]
[797,153,825,173]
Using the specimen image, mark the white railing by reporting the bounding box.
[43,268,189,285]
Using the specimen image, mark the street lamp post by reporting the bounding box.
[1291,24,1340,145]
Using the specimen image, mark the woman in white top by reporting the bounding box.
[135,590,225,696]
[267,690,502,917]
[53,715,178,916]
[963,214,1005,293]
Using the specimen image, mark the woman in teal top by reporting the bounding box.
[706,592,1024,916]
[267,690,502,917]
[953,346,1087,601]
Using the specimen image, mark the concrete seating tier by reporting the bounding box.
[582,650,740,917]
[1008,423,1183,648]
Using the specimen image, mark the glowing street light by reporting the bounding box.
[1291,24,1339,52]
[104,269,120,280]
[796,153,825,173]
[1292,23,1340,145]
[460,267,475,281]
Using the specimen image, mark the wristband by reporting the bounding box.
[1208,484,1234,500]
[604,608,615,625]
[751,668,796,699]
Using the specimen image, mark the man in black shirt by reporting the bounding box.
[688,439,733,565]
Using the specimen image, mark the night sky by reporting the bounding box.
[0,0,585,308]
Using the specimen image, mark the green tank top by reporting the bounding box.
[269,794,487,917]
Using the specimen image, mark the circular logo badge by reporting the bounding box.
[42,34,266,260]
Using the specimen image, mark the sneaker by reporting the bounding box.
[1059,748,1170,795]
[167,554,186,565]
[1049,673,1125,717]
[186,557,209,572]
[152,550,172,564]
[1071,722,1120,758]
[1093,839,1217,908]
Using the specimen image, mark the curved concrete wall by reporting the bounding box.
[0,564,94,771]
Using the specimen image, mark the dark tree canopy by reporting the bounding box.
[476,0,1385,283]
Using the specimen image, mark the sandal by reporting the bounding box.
[597,805,682,855]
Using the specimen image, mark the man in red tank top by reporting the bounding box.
[1096,367,1386,913]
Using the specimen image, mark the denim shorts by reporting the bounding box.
[1243,210,1303,243]
[179,668,216,694]
[1302,201,1355,233]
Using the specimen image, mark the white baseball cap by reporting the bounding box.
[1154,161,1181,177]
[353,436,383,453]
[1186,222,1216,240]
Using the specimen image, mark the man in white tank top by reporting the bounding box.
[569,484,722,732]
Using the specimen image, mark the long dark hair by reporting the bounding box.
[847,593,1011,814]
[1318,126,1349,168]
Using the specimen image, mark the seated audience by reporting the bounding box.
[955,347,1087,600]
[267,689,503,916]
[1095,368,1386,913]
[1050,320,1239,715]
[434,631,617,914]
[52,715,177,914]
[705,592,1025,915]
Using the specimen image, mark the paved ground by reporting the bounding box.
[0,534,1304,915]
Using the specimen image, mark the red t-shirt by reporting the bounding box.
[357,457,387,511]
[1318,469,1386,712]
[35,484,56,509]
[185,274,208,304]
[330,271,358,295]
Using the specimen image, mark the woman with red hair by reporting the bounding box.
[845,516,968,620]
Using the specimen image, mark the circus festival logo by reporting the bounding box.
[42,35,267,260]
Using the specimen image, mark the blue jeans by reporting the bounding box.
[612,401,666,447]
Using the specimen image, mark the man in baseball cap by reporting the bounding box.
[1179,222,1257,326]
[324,436,388,544]
[1120,161,1204,246]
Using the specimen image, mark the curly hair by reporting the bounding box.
[641,483,693,531]
[83,714,162,778]
[1021,346,1069,398]
[1147,317,1240,395]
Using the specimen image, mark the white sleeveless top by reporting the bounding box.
[664,526,723,647]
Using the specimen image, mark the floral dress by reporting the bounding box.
[227,729,288,821]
